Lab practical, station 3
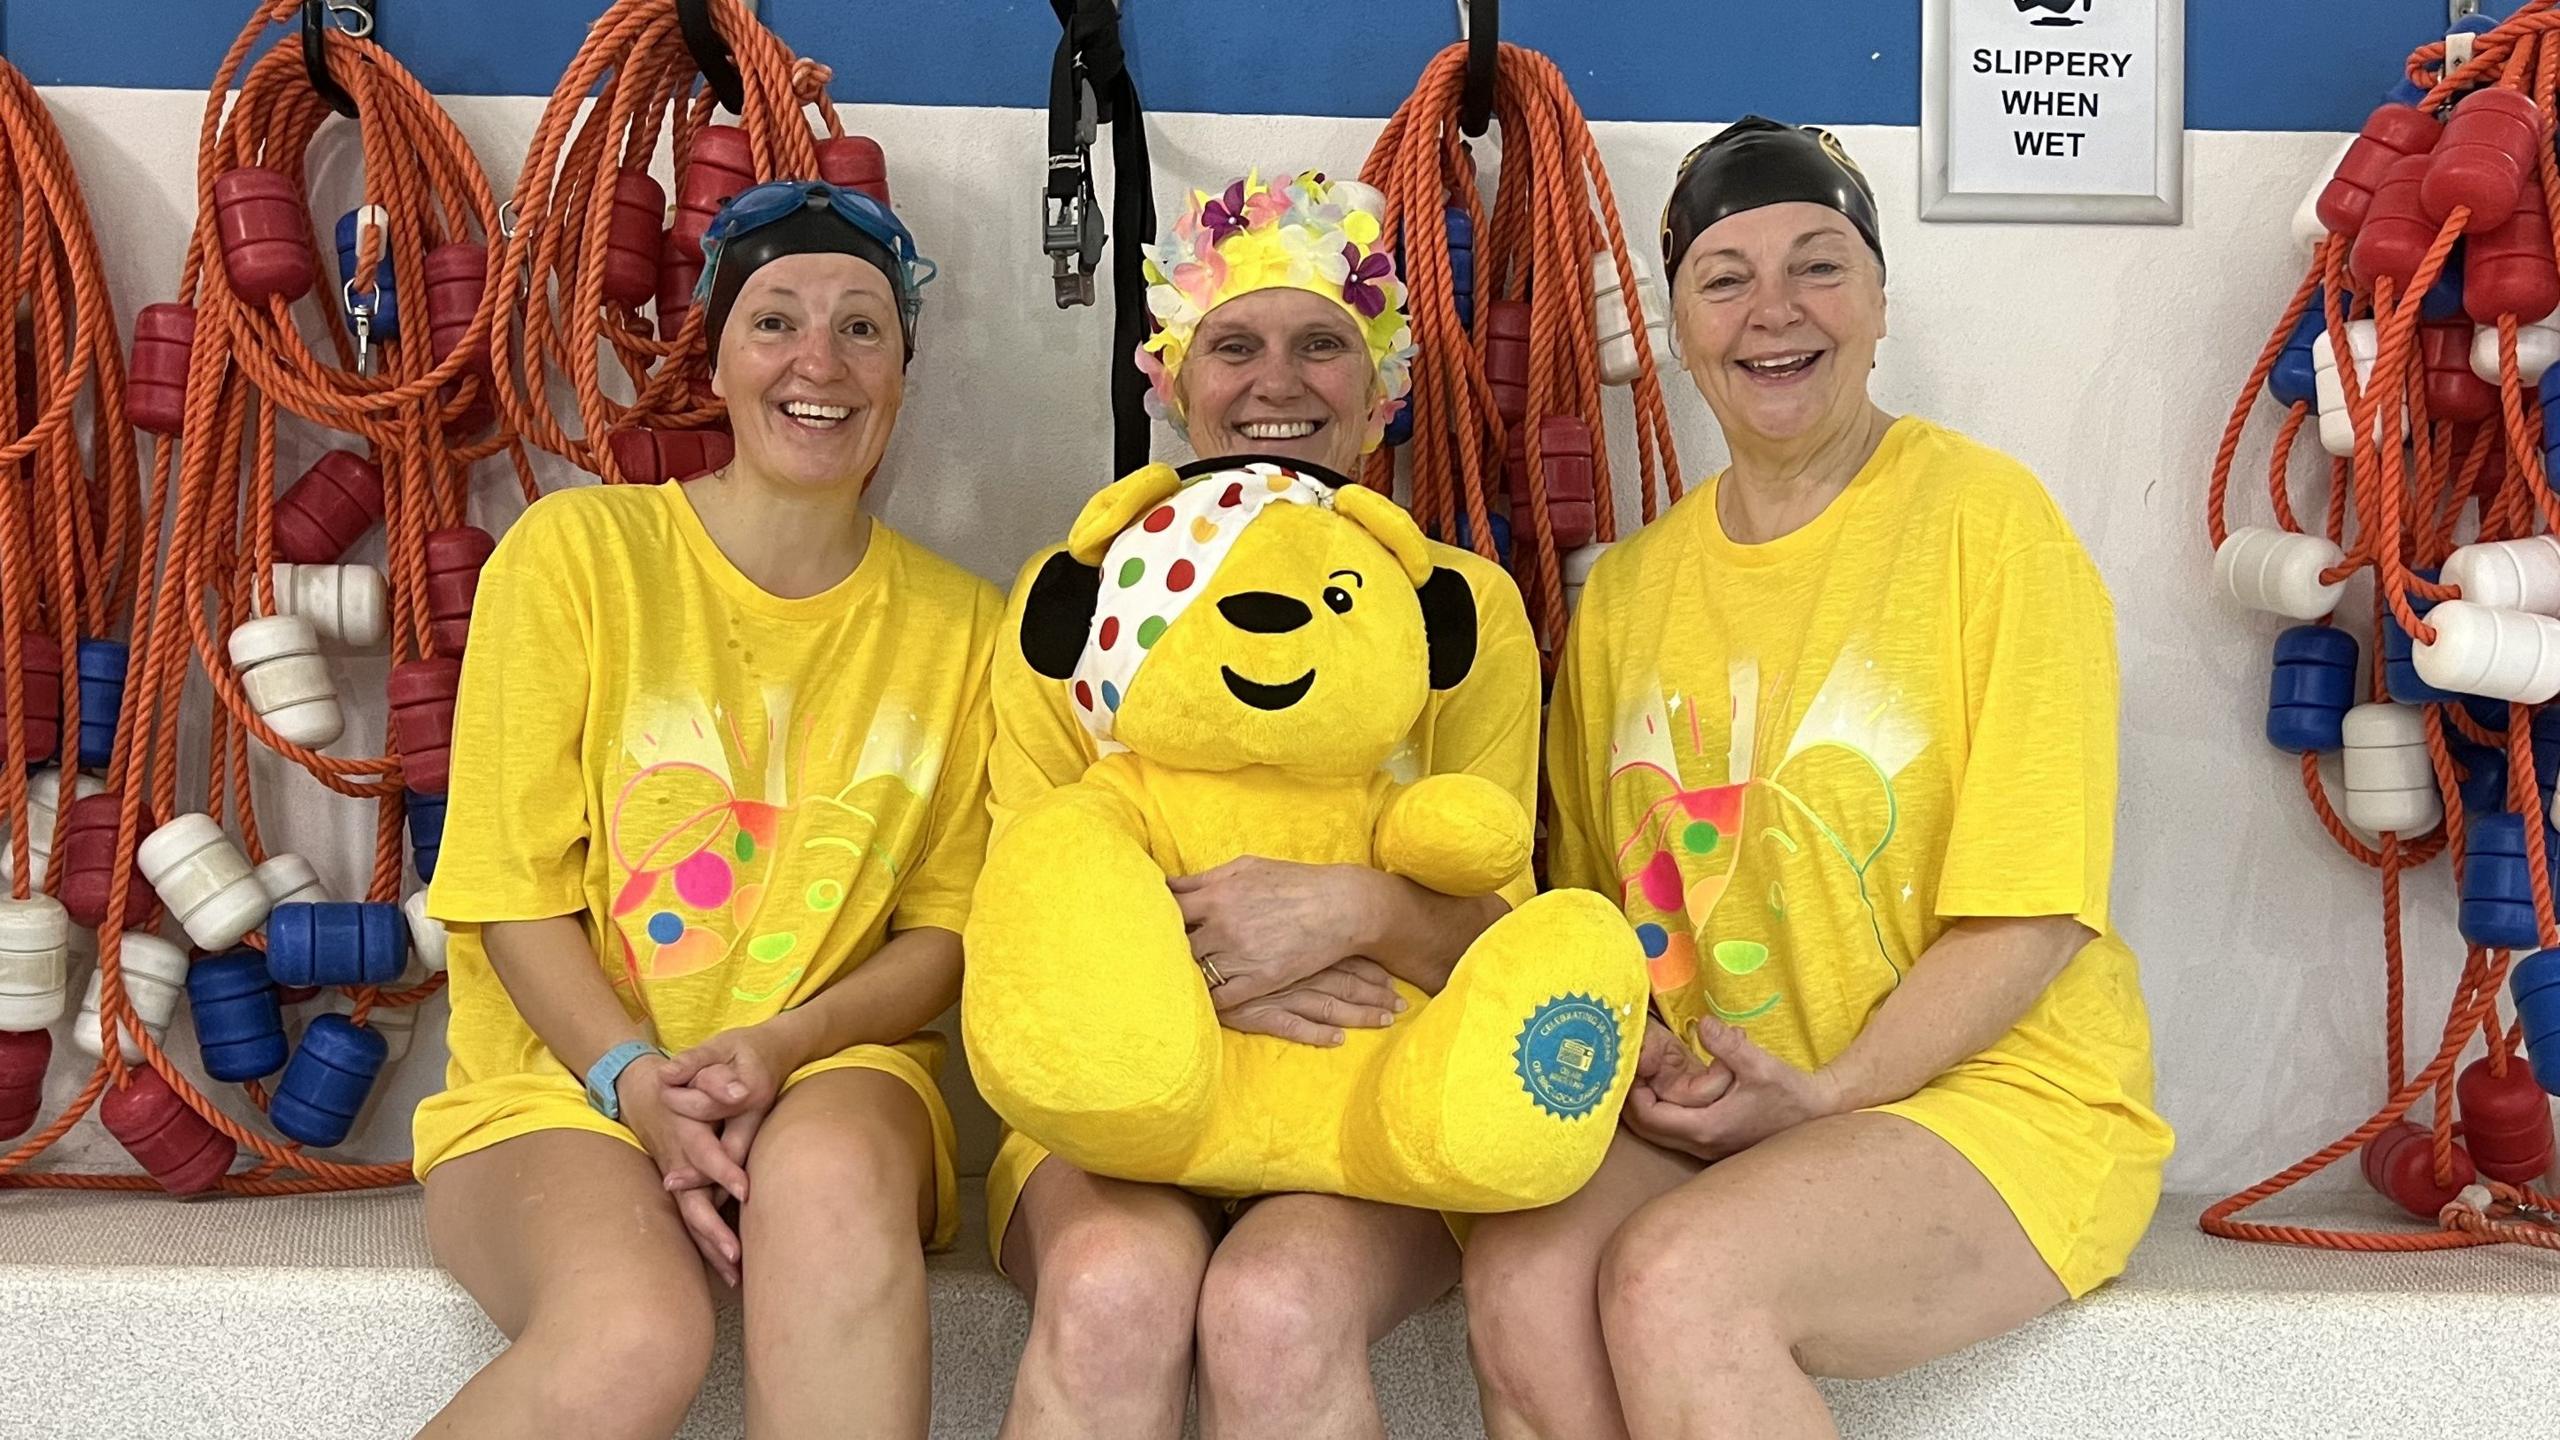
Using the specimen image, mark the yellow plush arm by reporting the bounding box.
[1372,772,1532,898]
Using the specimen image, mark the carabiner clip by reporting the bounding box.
[344,279,377,375]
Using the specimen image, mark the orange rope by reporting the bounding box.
[0,57,144,901]
[487,0,840,477]
[1360,43,1680,657]
[2203,1,2560,1251]
[0,1,515,1193]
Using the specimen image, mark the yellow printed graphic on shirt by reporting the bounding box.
[605,685,947,1007]
[1606,650,1924,1040]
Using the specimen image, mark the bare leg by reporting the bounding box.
[738,1068,939,1439]
[998,1156,1222,1440]
[1464,1129,1702,1440]
[1600,1111,2067,1440]
[1193,1194,1459,1440]
[418,1130,717,1440]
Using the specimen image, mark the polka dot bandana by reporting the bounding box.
[1070,461,1334,746]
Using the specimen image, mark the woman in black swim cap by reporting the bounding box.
[1463,118,2170,1439]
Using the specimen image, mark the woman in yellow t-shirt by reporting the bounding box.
[980,170,1542,1438]
[1464,121,2174,1438]
[410,184,1000,1440]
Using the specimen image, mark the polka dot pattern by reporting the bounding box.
[1070,461,1336,747]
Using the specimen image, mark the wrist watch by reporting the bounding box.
[584,1039,667,1122]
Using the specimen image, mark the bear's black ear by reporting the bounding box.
[1419,567,1478,691]
[1021,551,1102,680]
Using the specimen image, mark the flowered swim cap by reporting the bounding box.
[1137,170,1417,450]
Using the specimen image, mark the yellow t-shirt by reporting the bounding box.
[977,533,1544,1262]
[1547,417,2171,1295]
[412,480,1002,1190]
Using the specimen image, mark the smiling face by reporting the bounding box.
[1113,502,1427,776]
[1670,201,1885,449]
[1175,288,1380,473]
[710,251,905,494]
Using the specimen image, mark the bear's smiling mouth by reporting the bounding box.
[1221,667,1316,709]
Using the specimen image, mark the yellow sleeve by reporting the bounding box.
[1424,556,1544,907]
[987,546,1101,840]
[1937,539,2118,932]
[427,507,592,927]
[1541,580,1616,900]
[892,588,1003,934]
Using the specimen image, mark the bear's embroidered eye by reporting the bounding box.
[1323,586,1354,615]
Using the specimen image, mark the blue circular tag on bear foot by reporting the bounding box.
[1514,994,1620,1120]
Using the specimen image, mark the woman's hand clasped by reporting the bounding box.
[1622,1015,1847,1162]
[1175,858,1412,1045]
[1174,857,1385,1005]
[1218,957,1407,1046]
[615,1051,755,1286]
[637,1019,807,1285]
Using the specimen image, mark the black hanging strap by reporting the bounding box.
[1460,0,1498,138]
[1045,0,1155,475]
[303,0,372,118]
[677,0,746,115]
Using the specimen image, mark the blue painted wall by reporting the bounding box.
[0,1,2523,132]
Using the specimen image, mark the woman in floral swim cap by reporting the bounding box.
[979,169,1542,1439]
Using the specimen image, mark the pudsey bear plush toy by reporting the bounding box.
[963,456,1648,1211]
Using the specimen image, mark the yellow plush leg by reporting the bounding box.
[960,790,1217,1179]
[1340,889,1650,1211]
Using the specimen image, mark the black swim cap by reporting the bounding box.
[701,203,910,366]
[1659,117,1884,283]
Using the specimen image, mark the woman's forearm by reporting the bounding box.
[1818,915,2092,1113]
[1353,872,1509,994]
[482,914,649,1078]
[756,926,963,1071]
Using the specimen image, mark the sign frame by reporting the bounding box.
[1920,0,2185,224]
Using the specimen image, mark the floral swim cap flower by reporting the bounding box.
[1137,170,1417,452]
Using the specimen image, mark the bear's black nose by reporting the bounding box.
[1217,591,1312,634]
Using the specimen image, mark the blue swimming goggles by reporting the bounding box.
[695,179,939,342]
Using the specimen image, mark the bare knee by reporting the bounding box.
[1028,1215,1207,1396]
[1598,1201,1792,1370]
[518,1279,717,1438]
[1194,1246,1363,1402]
[745,1115,927,1314]
[1462,1216,1605,1417]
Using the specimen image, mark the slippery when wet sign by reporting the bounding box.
[1923,0,2185,224]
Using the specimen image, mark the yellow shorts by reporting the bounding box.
[415,1035,961,1252]
[1874,1059,2168,1298]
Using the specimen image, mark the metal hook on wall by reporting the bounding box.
[303,0,373,118]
